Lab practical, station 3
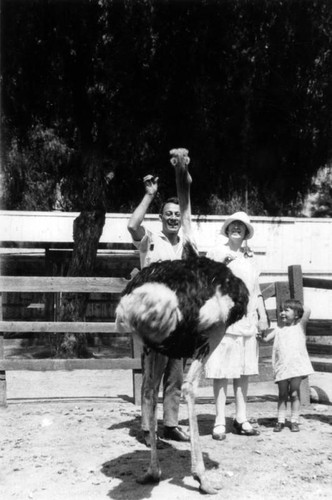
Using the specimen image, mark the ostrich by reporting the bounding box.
[116,149,249,494]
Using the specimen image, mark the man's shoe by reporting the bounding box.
[163,426,190,442]
[273,422,285,433]
[290,422,300,432]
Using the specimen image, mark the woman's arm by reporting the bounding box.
[257,294,269,333]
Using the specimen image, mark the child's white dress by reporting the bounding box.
[272,323,314,382]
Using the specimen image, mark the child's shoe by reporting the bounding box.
[290,422,299,432]
[273,422,285,432]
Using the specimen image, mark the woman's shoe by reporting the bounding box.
[290,422,300,432]
[212,425,226,441]
[273,422,285,433]
[233,419,260,436]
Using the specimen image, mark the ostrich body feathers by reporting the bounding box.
[117,248,248,359]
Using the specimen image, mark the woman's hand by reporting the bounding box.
[258,317,269,333]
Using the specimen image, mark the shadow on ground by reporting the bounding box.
[301,413,332,424]
[101,448,219,500]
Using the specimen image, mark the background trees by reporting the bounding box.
[2,0,332,216]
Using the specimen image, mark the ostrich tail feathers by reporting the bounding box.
[115,282,182,345]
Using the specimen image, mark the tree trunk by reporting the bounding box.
[52,148,110,358]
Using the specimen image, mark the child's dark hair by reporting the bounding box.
[159,197,179,215]
[282,299,304,319]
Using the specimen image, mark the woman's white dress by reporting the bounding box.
[204,245,261,379]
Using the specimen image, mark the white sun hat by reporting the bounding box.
[221,211,254,240]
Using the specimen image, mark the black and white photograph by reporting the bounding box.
[1,1,332,499]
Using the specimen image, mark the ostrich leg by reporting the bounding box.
[182,359,219,495]
[136,351,161,484]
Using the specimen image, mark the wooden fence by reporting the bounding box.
[0,265,331,407]
[0,276,142,406]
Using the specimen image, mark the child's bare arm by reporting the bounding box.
[259,328,276,343]
[300,305,311,327]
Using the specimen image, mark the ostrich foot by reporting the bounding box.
[193,471,223,495]
[136,469,161,485]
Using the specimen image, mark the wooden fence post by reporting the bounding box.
[0,292,7,407]
[275,281,291,326]
[131,334,142,406]
[288,265,311,406]
[288,265,304,303]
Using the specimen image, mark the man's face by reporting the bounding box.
[160,202,181,235]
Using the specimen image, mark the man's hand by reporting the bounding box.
[143,174,159,197]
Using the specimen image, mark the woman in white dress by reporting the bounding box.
[204,212,269,440]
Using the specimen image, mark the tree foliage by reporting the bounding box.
[302,163,332,217]
[1,125,74,210]
[1,0,332,216]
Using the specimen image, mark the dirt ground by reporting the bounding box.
[1,370,332,500]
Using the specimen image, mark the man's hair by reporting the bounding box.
[159,197,180,216]
[282,299,304,319]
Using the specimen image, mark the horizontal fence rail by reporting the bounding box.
[303,276,332,290]
[0,358,141,371]
[0,276,130,293]
[307,320,332,337]
[0,321,118,333]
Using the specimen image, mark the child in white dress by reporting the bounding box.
[262,299,314,432]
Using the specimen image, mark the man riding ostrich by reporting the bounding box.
[116,149,249,494]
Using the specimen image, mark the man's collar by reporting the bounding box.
[158,230,181,244]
